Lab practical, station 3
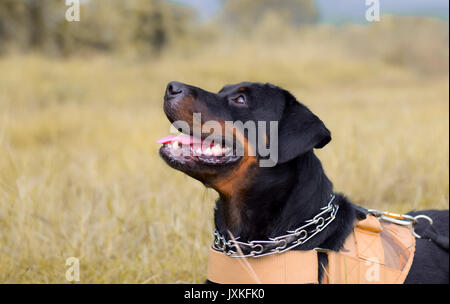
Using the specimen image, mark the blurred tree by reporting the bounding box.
[0,0,196,56]
[27,0,46,48]
[221,0,318,32]
[0,0,28,52]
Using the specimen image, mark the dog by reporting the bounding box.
[158,81,449,284]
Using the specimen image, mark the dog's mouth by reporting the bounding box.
[158,134,241,166]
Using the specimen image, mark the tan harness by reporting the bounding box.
[207,215,416,284]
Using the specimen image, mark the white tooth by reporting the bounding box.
[224,147,232,156]
[172,141,179,150]
[205,147,212,156]
[212,144,222,156]
[196,148,202,155]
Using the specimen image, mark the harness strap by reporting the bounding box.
[207,246,319,284]
[207,215,416,284]
[323,215,415,284]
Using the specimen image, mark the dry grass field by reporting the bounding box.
[0,22,448,283]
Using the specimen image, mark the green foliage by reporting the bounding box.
[0,0,196,56]
[1,0,447,76]
[0,0,321,56]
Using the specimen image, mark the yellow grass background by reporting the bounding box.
[0,21,448,283]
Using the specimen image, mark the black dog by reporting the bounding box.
[159,81,449,284]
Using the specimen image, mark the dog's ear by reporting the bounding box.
[277,91,331,163]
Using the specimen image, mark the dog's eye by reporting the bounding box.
[232,95,246,105]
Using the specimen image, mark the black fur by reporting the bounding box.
[404,210,449,283]
[160,81,449,284]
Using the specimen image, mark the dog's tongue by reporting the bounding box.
[157,134,201,145]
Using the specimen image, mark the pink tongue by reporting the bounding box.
[157,134,201,145]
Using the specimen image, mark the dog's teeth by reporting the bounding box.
[205,147,212,156]
[211,144,222,156]
[196,147,202,155]
[223,147,232,156]
[172,141,180,150]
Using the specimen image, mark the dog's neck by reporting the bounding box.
[214,151,356,250]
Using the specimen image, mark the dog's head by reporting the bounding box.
[158,81,331,198]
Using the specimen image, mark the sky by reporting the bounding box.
[169,0,449,23]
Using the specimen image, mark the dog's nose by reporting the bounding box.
[165,81,184,99]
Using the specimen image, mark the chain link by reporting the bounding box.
[212,194,339,258]
[213,197,434,258]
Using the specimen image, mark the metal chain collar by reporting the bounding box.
[212,194,339,258]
